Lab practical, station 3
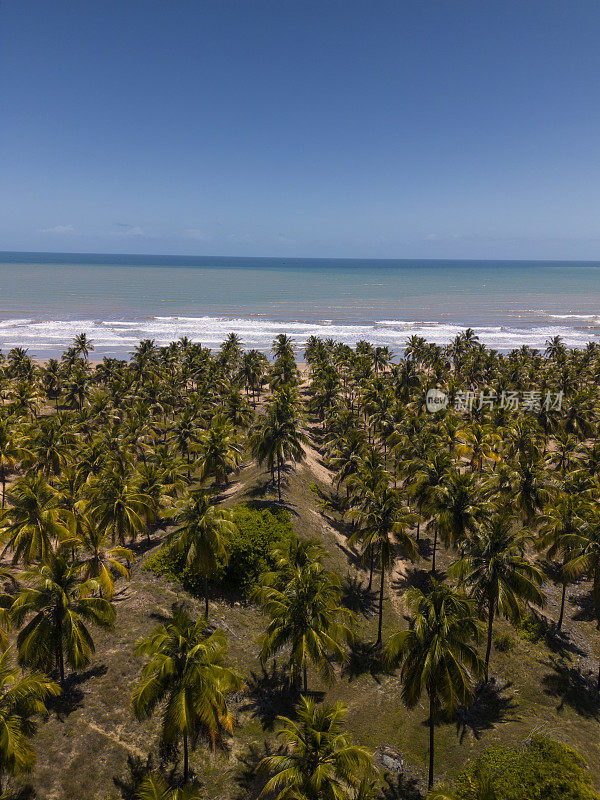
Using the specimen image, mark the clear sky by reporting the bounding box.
[2,0,600,260]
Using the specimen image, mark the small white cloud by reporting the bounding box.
[37,224,75,234]
[425,233,438,240]
[183,229,210,241]
[109,224,146,237]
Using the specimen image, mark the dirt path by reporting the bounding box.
[301,437,407,619]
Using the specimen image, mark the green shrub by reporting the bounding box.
[144,503,295,599]
[514,614,543,643]
[493,632,514,652]
[449,735,600,800]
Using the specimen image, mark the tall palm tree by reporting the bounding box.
[450,515,545,680]
[385,581,483,789]
[563,519,600,687]
[254,539,354,693]
[197,416,242,485]
[249,400,307,502]
[167,490,237,618]
[69,515,134,599]
[539,493,587,630]
[1,475,71,564]
[410,451,452,570]
[258,696,374,800]
[0,646,60,795]
[73,332,94,361]
[132,604,243,783]
[11,554,116,687]
[0,417,28,508]
[349,485,417,645]
[87,470,152,545]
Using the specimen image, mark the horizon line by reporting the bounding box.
[1,249,600,265]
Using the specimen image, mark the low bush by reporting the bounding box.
[446,734,599,800]
[145,503,295,599]
[493,632,514,652]
[514,613,544,643]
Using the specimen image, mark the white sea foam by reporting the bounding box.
[0,315,598,356]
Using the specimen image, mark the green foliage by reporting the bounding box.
[450,735,600,800]
[514,614,544,643]
[493,633,514,652]
[145,504,295,597]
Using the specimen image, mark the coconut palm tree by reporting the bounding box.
[254,539,354,693]
[349,485,417,645]
[11,554,116,687]
[258,696,375,800]
[249,399,307,502]
[410,451,452,570]
[197,416,242,485]
[132,604,243,783]
[136,773,203,800]
[1,475,71,564]
[385,581,483,789]
[450,515,545,680]
[86,470,153,545]
[167,490,237,618]
[73,332,94,361]
[0,417,28,508]
[0,646,60,795]
[539,493,588,630]
[563,518,600,688]
[69,515,134,599]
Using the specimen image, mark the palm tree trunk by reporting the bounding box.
[485,596,495,681]
[377,566,385,646]
[368,550,374,591]
[277,454,282,502]
[558,581,567,631]
[303,662,308,695]
[431,526,438,573]
[183,731,189,783]
[428,694,435,789]
[56,627,65,687]
[204,577,209,619]
[1,467,5,509]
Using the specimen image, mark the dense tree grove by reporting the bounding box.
[0,330,598,798]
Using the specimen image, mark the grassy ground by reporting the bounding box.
[16,442,600,800]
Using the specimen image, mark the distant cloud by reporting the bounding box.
[183,228,210,241]
[425,233,439,240]
[37,224,75,234]
[110,224,146,237]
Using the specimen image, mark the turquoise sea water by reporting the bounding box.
[1,252,600,356]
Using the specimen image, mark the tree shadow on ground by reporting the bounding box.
[114,754,154,800]
[455,679,517,742]
[6,787,36,800]
[240,662,302,730]
[569,587,598,624]
[540,619,589,660]
[232,740,281,800]
[47,663,108,720]
[341,639,386,682]
[341,574,378,618]
[541,657,600,717]
[379,772,424,800]
[113,753,200,800]
[416,537,433,561]
[391,566,432,596]
[239,491,301,519]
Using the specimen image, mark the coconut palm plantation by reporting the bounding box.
[0,331,599,799]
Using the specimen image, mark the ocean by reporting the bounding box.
[1,251,600,357]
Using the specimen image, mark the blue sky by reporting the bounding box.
[2,0,600,259]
